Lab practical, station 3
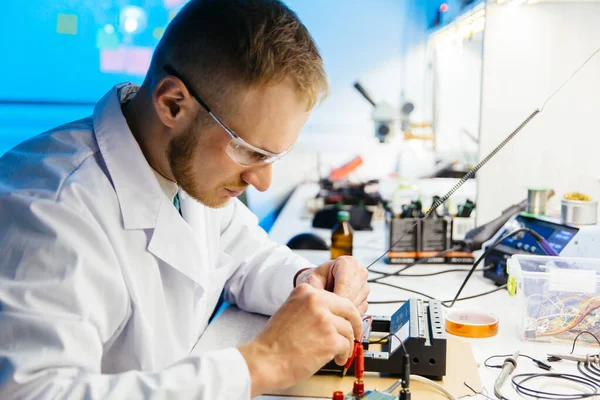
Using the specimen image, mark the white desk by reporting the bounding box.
[259,183,594,399]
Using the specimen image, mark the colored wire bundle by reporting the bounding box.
[526,292,600,343]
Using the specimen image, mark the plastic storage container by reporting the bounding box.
[507,254,600,344]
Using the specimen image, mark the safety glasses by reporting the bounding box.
[163,65,291,167]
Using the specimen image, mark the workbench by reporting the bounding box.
[203,183,596,399]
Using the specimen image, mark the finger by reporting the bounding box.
[302,270,327,290]
[332,260,363,302]
[333,334,354,366]
[333,314,355,349]
[354,284,371,309]
[324,291,363,339]
[358,300,368,316]
[331,315,355,365]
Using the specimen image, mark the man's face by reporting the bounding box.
[168,79,310,208]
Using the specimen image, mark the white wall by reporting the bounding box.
[477,1,600,224]
[432,32,483,163]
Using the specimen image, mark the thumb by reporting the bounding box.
[296,267,327,290]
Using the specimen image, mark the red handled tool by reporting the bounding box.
[352,343,365,395]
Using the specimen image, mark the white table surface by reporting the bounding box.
[256,183,596,400]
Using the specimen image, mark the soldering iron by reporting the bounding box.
[334,45,600,400]
[366,45,600,272]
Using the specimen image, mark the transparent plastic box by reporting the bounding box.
[507,254,600,344]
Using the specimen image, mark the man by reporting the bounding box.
[0,0,370,399]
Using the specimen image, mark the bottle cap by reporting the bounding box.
[337,210,351,221]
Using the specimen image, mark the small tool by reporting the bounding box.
[342,340,360,376]
[494,350,519,399]
[547,353,600,365]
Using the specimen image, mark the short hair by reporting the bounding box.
[150,0,328,111]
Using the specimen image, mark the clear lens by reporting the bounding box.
[225,138,286,166]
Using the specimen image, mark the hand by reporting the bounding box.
[237,283,362,397]
[296,256,370,315]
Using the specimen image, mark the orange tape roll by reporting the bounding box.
[445,309,499,338]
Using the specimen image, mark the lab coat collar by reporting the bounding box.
[94,84,205,284]
[93,83,163,230]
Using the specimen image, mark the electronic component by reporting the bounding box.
[461,199,527,253]
[333,391,397,399]
[481,213,600,285]
[386,214,453,265]
[319,299,446,379]
[524,292,600,344]
[367,46,600,273]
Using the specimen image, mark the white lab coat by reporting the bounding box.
[0,84,312,399]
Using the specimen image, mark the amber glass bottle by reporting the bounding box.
[331,211,353,259]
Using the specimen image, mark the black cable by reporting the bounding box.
[548,332,600,389]
[368,281,436,300]
[512,373,598,399]
[369,228,534,308]
[577,362,600,385]
[368,285,507,305]
[398,266,493,277]
[370,332,412,396]
[588,362,600,377]
[485,354,537,368]
[485,354,552,371]
[445,285,507,302]
[367,246,462,281]
[442,227,533,308]
[369,332,408,355]
[570,331,600,355]
[371,265,492,279]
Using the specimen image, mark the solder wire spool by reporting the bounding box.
[445,309,499,338]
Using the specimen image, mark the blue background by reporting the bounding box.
[0,0,478,154]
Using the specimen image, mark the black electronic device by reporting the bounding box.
[318,298,447,380]
[482,214,580,285]
[461,199,527,252]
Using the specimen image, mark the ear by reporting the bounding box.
[152,76,197,129]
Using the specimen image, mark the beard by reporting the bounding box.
[167,127,245,209]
